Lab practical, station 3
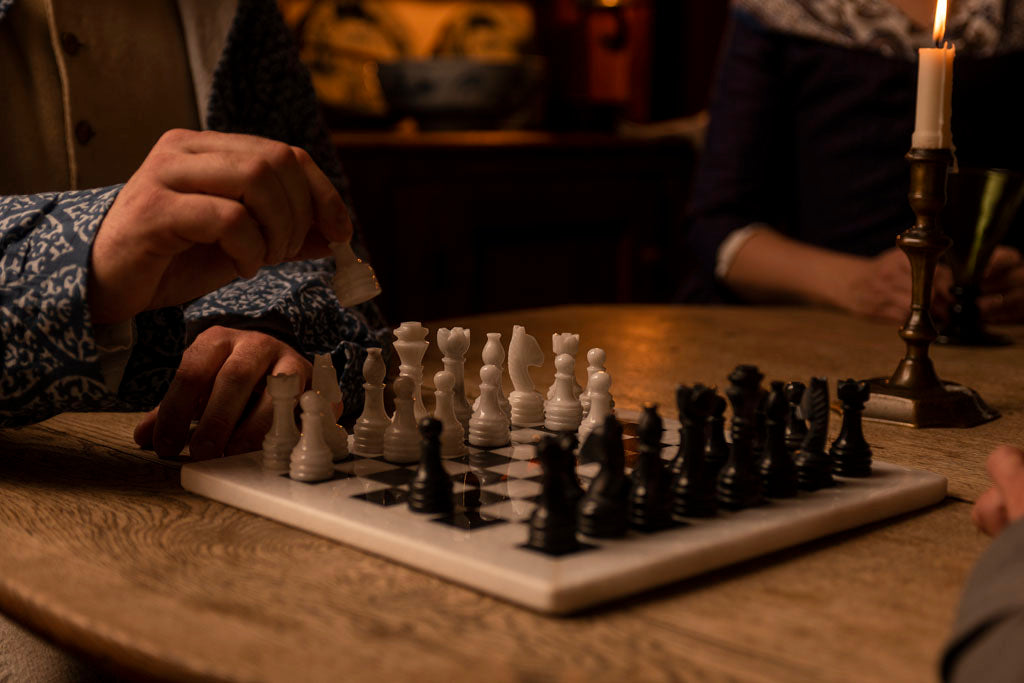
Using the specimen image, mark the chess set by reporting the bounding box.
[181,323,947,614]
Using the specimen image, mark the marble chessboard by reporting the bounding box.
[180,411,947,614]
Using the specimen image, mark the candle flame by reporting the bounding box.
[933,0,948,44]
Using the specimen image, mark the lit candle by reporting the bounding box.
[911,0,955,149]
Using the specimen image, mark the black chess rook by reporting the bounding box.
[830,379,873,477]
[408,418,455,514]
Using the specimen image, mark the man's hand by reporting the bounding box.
[972,445,1024,537]
[89,129,352,325]
[840,247,953,324]
[133,326,314,459]
[978,246,1024,323]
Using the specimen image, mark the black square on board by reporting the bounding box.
[452,451,514,467]
[432,510,508,531]
[519,539,599,557]
[364,467,417,487]
[352,488,409,506]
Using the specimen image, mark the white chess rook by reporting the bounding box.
[437,327,472,431]
[383,375,421,463]
[353,348,390,455]
[469,364,511,448]
[262,373,302,472]
[507,325,545,427]
[394,322,430,421]
[545,353,583,432]
[546,333,582,403]
[433,370,468,458]
[578,370,613,443]
[290,391,336,482]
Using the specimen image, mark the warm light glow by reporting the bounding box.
[933,0,948,44]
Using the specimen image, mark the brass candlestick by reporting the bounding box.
[862,148,999,428]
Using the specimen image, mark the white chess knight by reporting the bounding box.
[580,347,614,417]
[578,370,614,443]
[393,321,430,421]
[262,372,302,472]
[290,391,336,482]
[312,353,348,460]
[546,333,582,403]
[436,327,472,431]
[383,375,421,463]
[507,325,545,427]
[433,370,468,458]
[353,348,390,455]
[544,353,583,432]
[472,332,510,417]
[469,364,511,448]
[330,241,382,307]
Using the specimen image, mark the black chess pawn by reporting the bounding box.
[794,377,835,491]
[830,379,873,477]
[717,365,765,510]
[752,388,770,466]
[408,418,454,514]
[527,436,581,554]
[759,381,798,498]
[784,381,808,453]
[628,404,672,531]
[704,392,730,480]
[671,384,717,519]
[556,433,585,509]
[577,414,629,538]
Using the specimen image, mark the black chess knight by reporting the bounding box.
[704,391,730,479]
[578,415,629,538]
[672,384,717,519]
[794,377,835,491]
[784,381,808,453]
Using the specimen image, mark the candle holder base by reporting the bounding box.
[861,377,998,428]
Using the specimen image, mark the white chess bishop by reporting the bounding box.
[383,375,421,463]
[436,327,472,431]
[312,353,348,460]
[290,391,336,482]
[433,370,468,458]
[578,370,613,443]
[262,372,302,472]
[469,364,511,448]
[507,325,545,427]
[544,353,583,432]
[330,241,382,307]
[394,321,430,421]
[353,348,390,455]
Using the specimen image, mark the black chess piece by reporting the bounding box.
[556,433,585,508]
[794,377,835,491]
[752,387,770,466]
[784,381,807,453]
[577,415,629,538]
[717,365,765,510]
[704,392,730,479]
[628,404,672,531]
[527,436,581,554]
[759,381,798,498]
[830,379,873,477]
[671,384,717,519]
[408,418,454,514]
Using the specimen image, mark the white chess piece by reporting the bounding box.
[472,332,510,417]
[546,333,582,402]
[578,370,613,443]
[262,373,302,472]
[353,348,390,455]
[383,375,421,463]
[507,325,545,427]
[393,322,430,421]
[290,391,336,482]
[312,353,348,460]
[433,370,467,458]
[580,347,613,417]
[469,364,511,448]
[437,327,472,431]
[544,353,583,432]
[330,241,382,307]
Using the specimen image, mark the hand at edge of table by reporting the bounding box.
[972,445,1024,537]
[979,246,1024,324]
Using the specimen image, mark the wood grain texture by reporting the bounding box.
[0,305,1017,682]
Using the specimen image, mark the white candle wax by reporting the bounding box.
[911,43,955,149]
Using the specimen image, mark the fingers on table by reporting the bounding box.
[987,445,1024,518]
[973,486,1009,537]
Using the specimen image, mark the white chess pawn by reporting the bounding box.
[290,391,336,482]
[383,375,421,463]
[312,353,348,460]
[578,371,613,443]
[330,241,382,307]
[507,325,545,427]
[472,332,510,417]
[353,348,390,455]
[469,364,511,448]
[544,353,583,432]
[437,327,472,431]
[394,321,430,421]
[433,370,467,458]
[262,373,302,472]
[580,348,614,417]
[546,333,582,402]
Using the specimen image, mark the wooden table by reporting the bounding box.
[2,305,1022,682]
